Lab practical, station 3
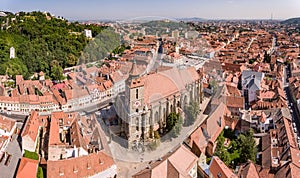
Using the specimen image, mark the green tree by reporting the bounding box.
[171,115,183,137]
[166,112,178,131]
[214,131,225,157]
[214,129,257,168]
[166,112,183,138]
[237,129,257,163]
[50,60,64,81]
[0,11,107,80]
[67,53,77,66]
[263,51,271,63]
[184,100,200,126]
[154,130,160,140]
[37,166,44,178]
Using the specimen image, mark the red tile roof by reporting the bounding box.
[133,145,197,178]
[0,115,16,133]
[209,156,237,178]
[47,151,115,178]
[16,157,39,178]
[189,102,227,154]
[21,111,41,142]
[238,161,260,178]
[48,112,76,146]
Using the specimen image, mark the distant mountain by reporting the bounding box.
[176,17,206,22]
[281,17,300,25]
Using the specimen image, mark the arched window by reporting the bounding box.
[136,89,139,99]
[136,118,139,131]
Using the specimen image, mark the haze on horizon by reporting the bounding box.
[1,0,300,20]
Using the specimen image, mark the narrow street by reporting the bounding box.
[284,65,300,146]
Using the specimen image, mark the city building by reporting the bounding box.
[133,144,198,178]
[47,150,116,178]
[185,31,199,39]
[84,29,92,38]
[209,156,237,178]
[21,111,42,152]
[16,157,39,178]
[0,115,16,137]
[115,61,202,148]
[172,30,180,39]
[242,70,265,109]
[10,47,15,59]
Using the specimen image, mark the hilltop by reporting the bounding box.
[0,11,116,80]
[281,17,300,25]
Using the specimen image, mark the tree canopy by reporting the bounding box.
[214,129,257,168]
[0,11,116,79]
[166,112,183,138]
[184,99,200,126]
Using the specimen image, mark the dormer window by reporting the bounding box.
[73,166,78,173]
[59,118,63,126]
[99,159,104,165]
[217,117,222,127]
[59,168,64,176]
[136,118,139,131]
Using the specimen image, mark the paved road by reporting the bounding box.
[0,113,27,122]
[71,98,114,114]
[0,134,22,178]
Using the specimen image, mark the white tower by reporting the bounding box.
[10,47,15,59]
[175,45,180,54]
[84,29,92,38]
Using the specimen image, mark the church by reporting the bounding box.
[115,61,203,148]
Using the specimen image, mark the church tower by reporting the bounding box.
[125,60,145,114]
[10,47,15,59]
[124,60,145,146]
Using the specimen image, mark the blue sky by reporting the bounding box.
[1,0,300,20]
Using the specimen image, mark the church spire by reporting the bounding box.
[129,60,140,78]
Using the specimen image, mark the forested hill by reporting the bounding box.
[281,17,300,25]
[0,11,111,80]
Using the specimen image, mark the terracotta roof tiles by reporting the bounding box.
[209,156,237,178]
[16,157,39,178]
[47,151,115,178]
[21,111,41,142]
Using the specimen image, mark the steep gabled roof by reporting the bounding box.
[16,157,38,178]
[47,151,115,178]
[21,111,41,142]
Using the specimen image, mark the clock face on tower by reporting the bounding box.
[133,101,141,108]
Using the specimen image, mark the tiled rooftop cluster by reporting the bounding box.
[19,110,117,178]
[1,19,300,178]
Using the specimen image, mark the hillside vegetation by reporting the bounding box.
[0,11,118,79]
[281,17,300,25]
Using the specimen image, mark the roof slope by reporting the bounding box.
[16,157,38,178]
